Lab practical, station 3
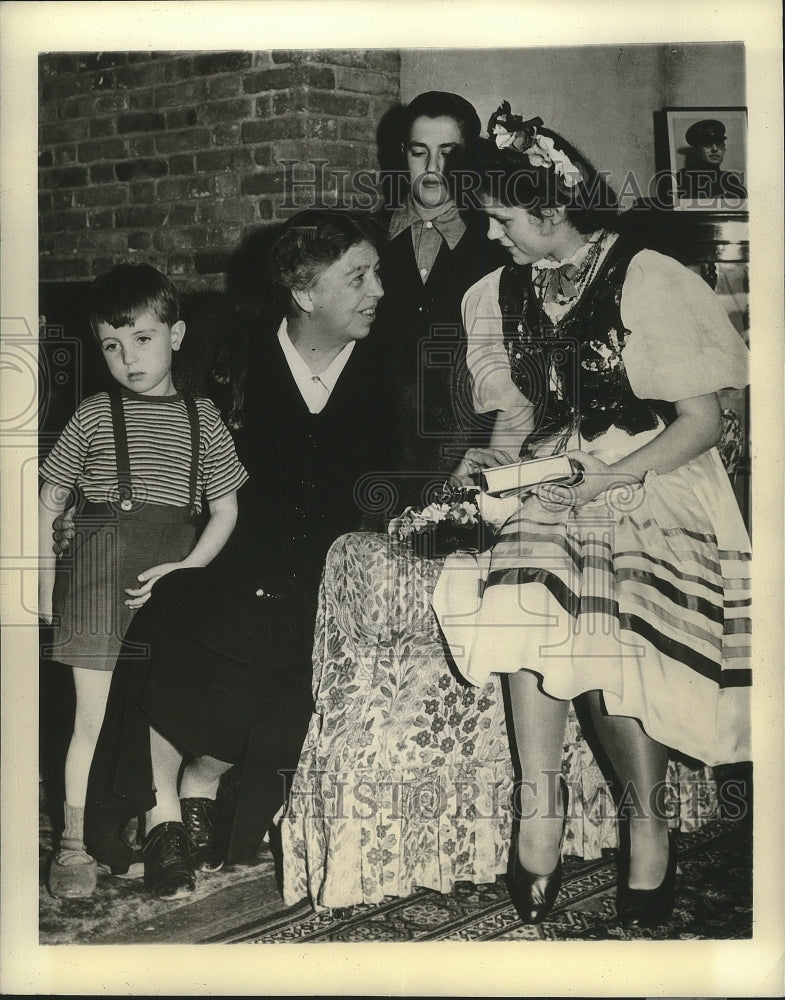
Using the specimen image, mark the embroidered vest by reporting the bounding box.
[498,236,676,456]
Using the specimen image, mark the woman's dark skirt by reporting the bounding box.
[85,565,313,865]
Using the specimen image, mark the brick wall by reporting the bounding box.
[39,50,401,290]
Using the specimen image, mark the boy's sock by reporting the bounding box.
[60,802,87,853]
[49,802,97,898]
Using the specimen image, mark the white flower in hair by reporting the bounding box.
[498,106,584,189]
[525,132,583,188]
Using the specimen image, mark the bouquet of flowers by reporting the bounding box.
[389,482,518,558]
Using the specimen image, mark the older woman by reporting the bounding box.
[84,211,398,899]
[231,209,396,634]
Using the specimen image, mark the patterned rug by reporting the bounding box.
[217,820,752,943]
[40,808,751,944]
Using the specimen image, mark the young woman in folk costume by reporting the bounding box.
[435,109,751,927]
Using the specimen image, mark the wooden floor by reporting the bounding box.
[94,861,296,946]
[39,811,301,945]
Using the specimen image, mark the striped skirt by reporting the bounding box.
[432,447,751,766]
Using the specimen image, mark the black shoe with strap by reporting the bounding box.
[85,816,144,879]
[180,797,224,873]
[143,821,196,899]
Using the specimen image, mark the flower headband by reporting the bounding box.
[490,103,584,188]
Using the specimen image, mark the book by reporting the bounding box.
[480,454,583,498]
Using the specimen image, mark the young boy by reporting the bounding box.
[38,263,248,898]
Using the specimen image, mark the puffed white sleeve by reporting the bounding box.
[620,249,749,401]
[462,269,527,413]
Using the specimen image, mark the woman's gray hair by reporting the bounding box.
[270,210,383,291]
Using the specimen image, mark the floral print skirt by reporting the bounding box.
[280,532,718,910]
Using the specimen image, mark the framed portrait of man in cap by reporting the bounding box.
[665,106,748,211]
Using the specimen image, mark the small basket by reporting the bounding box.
[394,484,497,559]
[409,518,496,559]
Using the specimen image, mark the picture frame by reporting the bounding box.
[663,106,748,212]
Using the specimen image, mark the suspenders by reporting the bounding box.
[108,390,133,510]
[109,388,200,514]
[183,395,200,516]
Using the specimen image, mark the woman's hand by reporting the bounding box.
[124,561,183,609]
[387,506,415,540]
[533,450,638,508]
[451,447,517,488]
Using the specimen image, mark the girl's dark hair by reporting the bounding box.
[472,131,619,234]
[88,262,180,331]
[270,210,383,292]
[402,91,481,148]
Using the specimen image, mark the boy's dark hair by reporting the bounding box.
[270,210,383,294]
[402,91,481,148]
[88,263,180,331]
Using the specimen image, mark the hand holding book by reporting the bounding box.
[451,446,519,489]
[530,450,642,508]
[481,454,585,498]
[388,449,637,558]
[450,447,637,512]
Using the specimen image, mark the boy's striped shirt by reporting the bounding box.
[40,391,248,512]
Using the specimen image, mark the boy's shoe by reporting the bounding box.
[47,847,98,898]
[143,822,196,899]
[180,797,224,873]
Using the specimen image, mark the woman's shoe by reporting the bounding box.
[180,797,224,873]
[86,817,144,879]
[143,821,196,899]
[508,854,563,924]
[507,775,568,925]
[617,836,678,929]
